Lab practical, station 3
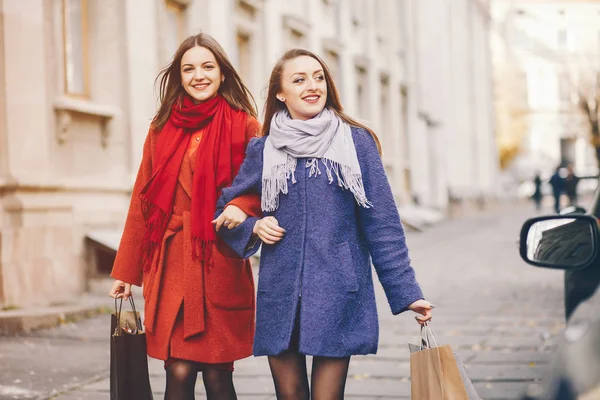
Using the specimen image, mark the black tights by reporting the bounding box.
[165,360,237,400]
[268,352,351,400]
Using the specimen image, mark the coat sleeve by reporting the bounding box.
[354,129,424,315]
[110,131,154,287]
[215,137,265,258]
[226,116,263,218]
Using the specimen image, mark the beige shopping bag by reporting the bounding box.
[409,323,469,400]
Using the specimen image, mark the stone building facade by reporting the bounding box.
[492,0,600,180]
[0,0,497,307]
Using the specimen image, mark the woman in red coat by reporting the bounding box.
[109,33,261,399]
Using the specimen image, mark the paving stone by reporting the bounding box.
[360,348,411,362]
[344,379,411,398]
[348,360,409,379]
[231,357,272,377]
[345,397,391,400]
[473,381,532,399]
[148,358,165,375]
[483,336,555,350]
[0,336,109,398]
[77,379,109,392]
[464,364,546,382]
[227,377,278,395]
[51,390,108,400]
[469,350,553,365]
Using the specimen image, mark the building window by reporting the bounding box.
[322,50,340,81]
[560,137,576,166]
[351,0,363,27]
[400,85,410,163]
[236,32,252,84]
[356,67,369,121]
[285,28,306,49]
[283,15,309,49]
[557,29,574,52]
[165,0,187,57]
[558,29,567,48]
[558,72,572,110]
[380,76,391,145]
[62,0,89,97]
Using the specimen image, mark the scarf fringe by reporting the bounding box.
[140,197,218,272]
[192,237,215,271]
[262,155,297,212]
[139,197,169,272]
[262,157,372,212]
[321,158,372,209]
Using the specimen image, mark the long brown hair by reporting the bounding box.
[151,33,258,131]
[261,48,381,154]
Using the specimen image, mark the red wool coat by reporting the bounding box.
[111,116,262,364]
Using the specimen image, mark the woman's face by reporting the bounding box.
[180,46,223,103]
[278,56,327,120]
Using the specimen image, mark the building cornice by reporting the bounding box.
[0,179,131,195]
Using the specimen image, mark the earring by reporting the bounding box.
[278,97,285,102]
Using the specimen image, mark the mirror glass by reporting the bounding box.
[526,218,596,268]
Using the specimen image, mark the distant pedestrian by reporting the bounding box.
[214,48,433,399]
[549,166,564,213]
[564,164,580,206]
[532,173,543,211]
[109,33,262,399]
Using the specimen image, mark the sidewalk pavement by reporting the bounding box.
[0,202,567,399]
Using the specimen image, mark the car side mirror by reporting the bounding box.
[519,215,599,270]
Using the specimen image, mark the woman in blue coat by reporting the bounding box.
[214,48,433,399]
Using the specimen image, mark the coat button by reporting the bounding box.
[195,137,200,141]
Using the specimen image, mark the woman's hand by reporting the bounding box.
[408,299,434,325]
[212,205,248,231]
[109,280,132,300]
[253,216,286,244]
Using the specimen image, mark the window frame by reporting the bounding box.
[235,31,253,82]
[165,0,187,45]
[62,0,90,99]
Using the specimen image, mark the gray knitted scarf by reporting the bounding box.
[262,109,371,212]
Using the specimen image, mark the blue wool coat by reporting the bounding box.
[215,127,424,357]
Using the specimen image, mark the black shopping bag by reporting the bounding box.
[110,296,154,400]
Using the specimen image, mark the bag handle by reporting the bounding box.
[114,295,143,334]
[419,321,439,350]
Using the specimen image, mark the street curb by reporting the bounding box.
[0,297,112,335]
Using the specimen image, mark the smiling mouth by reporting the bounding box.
[302,95,320,103]
[192,83,210,90]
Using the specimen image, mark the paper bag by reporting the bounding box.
[409,323,470,400]
[410,344,469,399]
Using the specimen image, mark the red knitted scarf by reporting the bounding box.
[139,94,247,271]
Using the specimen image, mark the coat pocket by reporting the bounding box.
[205,244,255,310]
[338,242,359,293]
